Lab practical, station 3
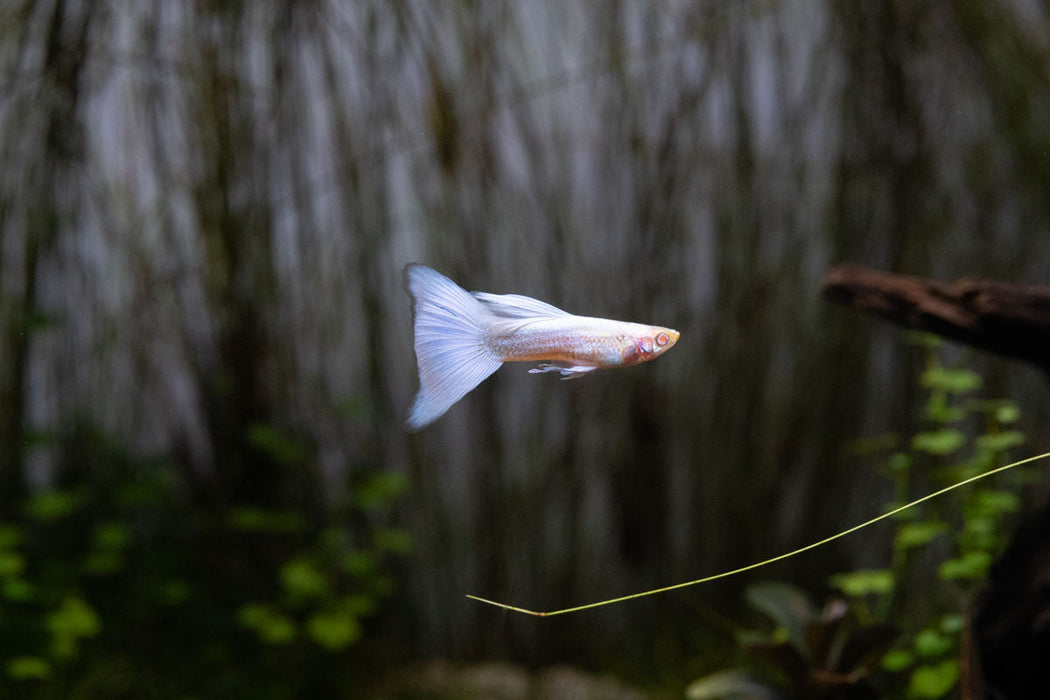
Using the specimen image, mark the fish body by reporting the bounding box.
[404,264,679,430]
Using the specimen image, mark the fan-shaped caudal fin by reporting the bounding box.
[404,264,503,431]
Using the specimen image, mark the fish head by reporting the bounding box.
[621,326,679,366]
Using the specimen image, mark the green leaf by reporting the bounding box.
[26,490,84,521]
[994,402,1021,424]
[228,506,305,533]
[961,514,998,551]
[237,604,296,644]
[971,489,1020,516]
[914,628,953,657]
[341,551,377,577]
[975,431,1025,453]
[260,617,297,645]
[888,452,912,472]
[0,550,25,577]
[830,569,895,597]
[906,332,942,349]
[83,522,131,575]
[882,648,914,672]
[46,596,101,658]
[3,577,34,601]
[939,551,992,581]
[921,367,981,394]
[353,472,408,510]
[895,521,947,549]
[237,603,269,627]
[939,614,965,634]
[911,430,965,456]
[246,424,308,466]
[923,400,967,424]
[47,596,101,637]
[91,522,131,550]
[0,526,23,549]
[5,656,51,681]
[306,611,361,651]
[280,558,330,599]
[744,582,815,652]
[908,660,958,698]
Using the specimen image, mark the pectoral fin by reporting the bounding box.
[528,362,599,380]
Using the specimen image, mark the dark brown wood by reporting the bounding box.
[822,264,1050,372]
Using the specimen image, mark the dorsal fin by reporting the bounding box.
[471,291,571,319]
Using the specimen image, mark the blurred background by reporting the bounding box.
[2,0,1049,697]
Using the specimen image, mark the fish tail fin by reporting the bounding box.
[404,264,503,431]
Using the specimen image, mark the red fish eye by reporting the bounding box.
[655,332,669,347]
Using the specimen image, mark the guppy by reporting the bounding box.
[404,264,679,430]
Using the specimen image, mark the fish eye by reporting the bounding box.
[655,332,669,347]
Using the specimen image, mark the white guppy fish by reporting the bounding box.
[404,264,679,430]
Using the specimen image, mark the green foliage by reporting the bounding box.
[911,429,965,456]
[237,604,297,644]
[25,489,86,522]
[228,506,306,534]
[233,522,398,655]
[353,471,409,511]
[46,596,101,659]
[830,569,895,598]
[830,335,1031,698]
[689,581,898,698]
[247,423,310,466]
[305,608,362,650]
[689,336,1032,699]
[0,421,411,696]
[743,581,814,652]
[894,521,947,549]
[908,659,959,698]
[5,656,50,681]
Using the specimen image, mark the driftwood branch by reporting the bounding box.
[822,264,1050,372]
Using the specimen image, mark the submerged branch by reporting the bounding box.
[822,264,1050,373]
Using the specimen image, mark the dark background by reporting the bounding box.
[1,1,1049,696]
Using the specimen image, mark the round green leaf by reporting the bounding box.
[280,558,330,599]
[6,656,51,681]
[908,660,958,698]
[911,430,965,456]
[306,612,361,651]
[976,431,1025,453]
[914,629,953,657]
[895,521,947,549]
[830,569,895,597]
[921,367,981,394]
[939,551,992,581]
